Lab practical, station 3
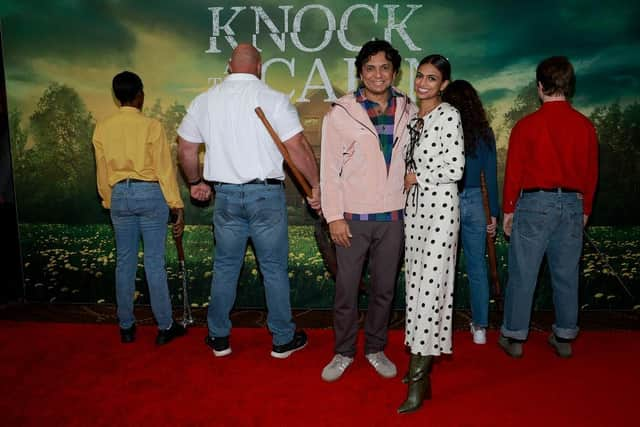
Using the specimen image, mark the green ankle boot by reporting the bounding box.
[397,354,433,414]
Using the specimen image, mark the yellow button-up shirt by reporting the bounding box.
[92,106,184,209]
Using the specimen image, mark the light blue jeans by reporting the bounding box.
[460,188,489,328]
[207,183,295,345]
[110,181,173,330]
[501,191,583,340]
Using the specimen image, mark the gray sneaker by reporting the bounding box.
[548,334,573,358]
[321,354,354,382]
[365,351,397,378]
[498,334,523,358]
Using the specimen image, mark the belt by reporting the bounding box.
[521,187,579,194]
[212,178,283,186]
[118,178,158,184]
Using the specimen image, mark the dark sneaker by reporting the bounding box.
[498,334,523,358]
[548,334,573,358]
[205,335,232,357]
[120,324,136,344]
[156,321,186,345]
[271,330,308,359]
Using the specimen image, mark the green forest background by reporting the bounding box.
[2,1,639,310]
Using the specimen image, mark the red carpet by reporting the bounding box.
[0,321,637,426]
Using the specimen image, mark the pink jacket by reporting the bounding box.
[320,91,416,223]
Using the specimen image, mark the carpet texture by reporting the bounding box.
[0,321,637,426]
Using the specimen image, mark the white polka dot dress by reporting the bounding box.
[404,102,465,356]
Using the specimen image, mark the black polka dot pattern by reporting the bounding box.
[403,102,463,356]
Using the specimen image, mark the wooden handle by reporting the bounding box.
[480,171,501,297]
[255,107,313,197]
[174,233,185,263]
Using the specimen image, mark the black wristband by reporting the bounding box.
[188,177,203,187]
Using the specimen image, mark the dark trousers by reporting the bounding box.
[333,220,404,357]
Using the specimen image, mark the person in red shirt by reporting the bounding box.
[499,56,598,359]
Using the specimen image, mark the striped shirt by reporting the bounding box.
[355,86,399,172]
[346,87,403,222]
[344,211,404,221]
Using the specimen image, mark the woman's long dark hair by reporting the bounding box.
[442,79,494,157]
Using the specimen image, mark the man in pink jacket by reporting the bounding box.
[320,40,416,382]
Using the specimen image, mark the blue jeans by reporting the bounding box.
[207,183,295,345]
[501,192,583,340]
[460,188,489,328]
[110,181,172,330]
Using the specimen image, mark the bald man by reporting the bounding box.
[178,43,320,359]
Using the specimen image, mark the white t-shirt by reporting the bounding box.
[177,73,303,184]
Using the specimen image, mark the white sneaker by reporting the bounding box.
[365,351,397,378]
[470,323,487,345]
[321,354,354,382]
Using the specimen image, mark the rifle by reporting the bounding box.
[480,171,501,303]
[173,232,194,327]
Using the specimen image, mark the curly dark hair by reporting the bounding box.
[442,79,494,158]
[355,39,401,77]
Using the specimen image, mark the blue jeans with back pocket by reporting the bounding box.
[110,181,172,330]
[501,191,583,340]
[206,183,295,345]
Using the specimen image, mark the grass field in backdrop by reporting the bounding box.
[19,225,640,311]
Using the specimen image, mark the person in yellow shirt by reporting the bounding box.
[93,71,186,345]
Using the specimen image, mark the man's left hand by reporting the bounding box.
[190,182,212,201]
[503,212,514,237]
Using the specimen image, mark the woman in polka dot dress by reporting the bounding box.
[398,54,465,414]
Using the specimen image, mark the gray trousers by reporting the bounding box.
[333,220,404,357]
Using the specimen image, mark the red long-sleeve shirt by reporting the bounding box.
[502,101,598,215]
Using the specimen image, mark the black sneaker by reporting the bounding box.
[120,324,136,344]
[205,335,232,357]
[156,321,186,345]
[271,330,308,359]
